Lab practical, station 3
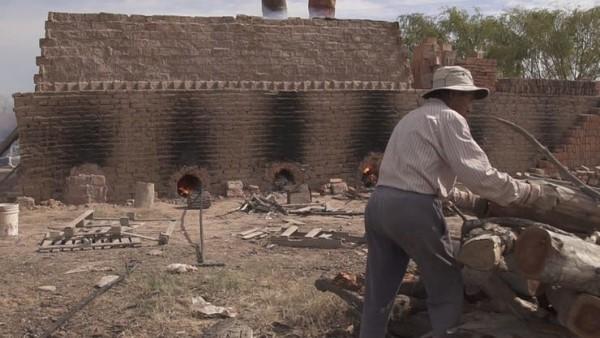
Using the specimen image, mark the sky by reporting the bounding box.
[0,0,597,117]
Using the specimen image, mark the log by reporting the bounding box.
[458,221,517,271]
[462,268,548,320]
[134,182,154,208]
[515,226,600,296]
[314,277,427,317]
[546,287,600,338]
[451,185,600,234]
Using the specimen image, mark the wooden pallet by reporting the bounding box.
[38,236,142,253]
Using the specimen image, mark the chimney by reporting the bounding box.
[262,0,287,19]
[309,0,336,18]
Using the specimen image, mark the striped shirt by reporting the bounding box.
[377,98,529,206]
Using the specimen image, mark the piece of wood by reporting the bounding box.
[458,234,504,271]
[271,236,342,249]
[121,231,159,242]
[158,221,177,245]
[304,228,322,238]
[314,277,428,320]
[66,210,95,228]
[241,231,265,240]
[239,227,261,236]
[280,225,298,237]
[40,261,137,338]
[453,184,600,234]
[516,226,600,296]
[546,287,600,338]
[462,268,548,320]
[487,182,600,234]
[498,254,541,297]
[134,182,154,208]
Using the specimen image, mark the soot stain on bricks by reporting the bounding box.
[352,92,395,158]
[60,95,115,168]
[166,94,212,167]
[265,92,306,162]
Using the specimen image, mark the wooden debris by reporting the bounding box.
[280,226,298,237]
[67,209,95,228]
[158,220,177,245]
[40,261,137,338]
[271,236,342,249]
[304,228,322,238]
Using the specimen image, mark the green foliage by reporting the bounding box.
[397,6,600,80]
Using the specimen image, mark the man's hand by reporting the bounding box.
[518,182,559,212]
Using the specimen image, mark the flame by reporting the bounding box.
[178,186,191,198]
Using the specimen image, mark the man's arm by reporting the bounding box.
[437,110,530,206]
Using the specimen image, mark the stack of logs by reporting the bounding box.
[449,173,600,338]
[317,173,600,337]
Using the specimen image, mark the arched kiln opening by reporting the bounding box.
[358,152,383,188]
[177,174,202,197]
[267,162,305,191]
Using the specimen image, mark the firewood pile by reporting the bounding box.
[316,172,600,337]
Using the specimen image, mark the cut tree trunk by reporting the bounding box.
[458,223,516,271]
[546,287,600,338]
[314,277,427,317]
[488,182,600,234]
[515,226,600,296]
[450,184,600,234]
[462,268,547,320]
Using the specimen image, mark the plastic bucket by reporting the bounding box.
[0,203,19,237]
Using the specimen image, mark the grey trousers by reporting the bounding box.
[359,186,463,338]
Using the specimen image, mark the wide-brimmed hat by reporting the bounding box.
[422,66,489,100]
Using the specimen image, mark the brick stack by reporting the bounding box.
[546,114,600,169]
[456,57,497,92]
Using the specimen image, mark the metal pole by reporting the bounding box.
[197,194,204,264]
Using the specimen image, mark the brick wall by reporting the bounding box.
[496,79,599,96]
[469,94,600,173]
[14,83,418,201]
[35,12,408,89]
[14,82,599,202]
[550,114,600,168]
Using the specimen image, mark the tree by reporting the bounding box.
[397,7,600,80]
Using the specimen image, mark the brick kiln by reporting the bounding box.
[12,12,600,202]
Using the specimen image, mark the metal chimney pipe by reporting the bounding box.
[262,0,288,19]
[309,0,336,18]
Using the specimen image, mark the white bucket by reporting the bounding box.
[0,203,19,237]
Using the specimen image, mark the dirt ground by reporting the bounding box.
[0,196,371,337]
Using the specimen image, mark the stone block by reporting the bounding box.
[226,180,244,198]
[330,181,348,195]
[287,183,312,204]
[64,174,108,205]
[16,196,35,210]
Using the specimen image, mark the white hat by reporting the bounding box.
[422,66,489,100]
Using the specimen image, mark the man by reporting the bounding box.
[359,66,557,337]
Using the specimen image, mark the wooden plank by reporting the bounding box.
[318,233,333,239]
[242,231,265,240]
[271,236,342,249]
[66,210,95,228]
[239,227,261,236]
[305,228,322,238]
[281,226,298,237]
